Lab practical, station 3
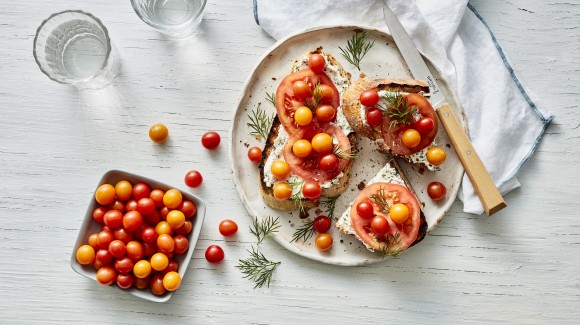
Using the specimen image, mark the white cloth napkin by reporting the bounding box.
[253,0,554,214]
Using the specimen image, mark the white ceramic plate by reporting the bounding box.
[230,25,465,266]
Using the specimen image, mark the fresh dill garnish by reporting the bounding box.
[265,92,276,108]
[339,32,375,71]
[249,216,281,244]
[320,195,340,220]
[378,92,418,129]
[304,82,323,110]
[369,186,391,214]
[379,232,403,258]
[290,219,316,243]
[247,103,274,140]
[289,180,306,214]
[236,246,281,288]
[332,145,359,160]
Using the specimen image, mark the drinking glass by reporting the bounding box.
[33,10,120,89]
[131,0,207,38]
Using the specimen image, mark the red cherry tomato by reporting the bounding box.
[371,216,389,236]
[173,235,190,254]
[132,183,151,200]
[116,273,134,289]
[93,207,107,224]
[150,274,167,296]
[125,241,144,260]
[107,200,125,213]
[427,182,447,201]
[201,131,221,150]
[149,189,165,207]
[103,210,123,229]
[179,200,197,219]
[96,266,116,286]
[97,231,114,249]
[95,249,113,265]
[360,90,379,107]
[293,81,311,101]
[125,199,138,212]
[366,107,383,127]
[114,256,134,274]
[416,117,435,135]
[218,219,238,237]
[319,154,339,172]
[140,227,158,244]
[315,104,336,122]
[309,53,326,73]
[317,84,334,104]
[356,200,374,219]
[108,240,126,259]
[313,216,331,233]
[137,198,156,215]
[302,181,322,200]
[175,220,193,235]
[184,170,203,188]
[113,228,133,244]
[123,211,143,232]
[248,147,263,164]
[205,245,224,264]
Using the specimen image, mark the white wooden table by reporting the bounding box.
[1,0,579,323]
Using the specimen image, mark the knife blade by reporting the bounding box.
[382,3,506,216]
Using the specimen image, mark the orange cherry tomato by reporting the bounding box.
[149,123,169,143]
[273,182,292,200]
[401,129,421,148]
[426,147,447,165]
[311,133,333,154]
[95,184,116,205]
[315,233,333,251]
[271,160,291,180]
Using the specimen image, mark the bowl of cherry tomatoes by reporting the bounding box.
[70,170,205,302]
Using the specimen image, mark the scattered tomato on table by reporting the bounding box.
[149,123,169,143]
[205,245,225,264]
[201,131,221,150]
[184,170,203,188]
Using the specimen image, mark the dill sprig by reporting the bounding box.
[378,93,418,129]
[320,195,340,220]
[304,82,323,110]
[290,219,316,243]
[265,92,276,108]
[339,32,375,71]
[247,103,274,140]
[289,180,306,214]
[369,187,391,214]
[379,232,403,258]
[332,145,359,160]
[249,216,281,244]
[236,246,281,288]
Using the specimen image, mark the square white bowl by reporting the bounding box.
[70,170,205,302]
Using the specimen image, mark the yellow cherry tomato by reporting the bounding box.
[401,129,421,148]
[76,245,95,265]
[427,147,447,165]
[114,180,133,201]
[163,271,182,291]
[155,221,173,236]
[166,210,185,229]
[315,233,333,251]
[292,139,313,158]
[294,106,313,126]
[149,123,169,143]
[389,203,410,224]
[273,182,292,200]
[95,184,116,205]
[133,260,152,278]
[163,189,183,209]
[271,160,291,180]
[311,133,333,154]
[150,252,169,271]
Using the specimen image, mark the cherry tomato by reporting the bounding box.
[161,260,179,276]
[173,235,189,254]
[427,182,447,201]
[426,147,447,165]
[317,84,334,104]
[313,216,331,233]
[401,129,421,148]
[150,274,167,296]
[97,230,114,249]
[103,210,123,229]
[95,184,116,206]
[126,241,144,260]
[167,210,185,229]
[302,181,322,200]
[114,228,133,244]
[159,206,170,220]
[108,240,126,259]
[149,189,165,207]
[175,220,193,235]
[292,139,312,158]
[390,203,410,224]
[114,256,134,274]
[115,180,133,201]
[309,53,326,73]
[143,211,161,226]
[137,198,156,215]
[125,199,138,212]
[134,276,150,289]
[142,242,158,257]
[184,170,203,188]
[116,274,134,289]
[294,106,313,126]
[95,249,113,265]
[88,234,99,250]
[201,131,221,150]
[155,221,173,236]
[273,182,292,200]
[132,183,151,200]
[76,245,95,265]
[319,154,339,172]
[356,200,374,219]
[360,90,379,107]
[93,207,107,224]
[149,123,169,143]
[218,220,238,237]
[315,104,336,122]
[150,252,169,271]
[315,233,333,251]
[293,81,311,101]
[416,117,435,135]
[365,107,383,127]
[157,234,175,254]
[123,210,143,231]
[271,160,291,180]
[107,200,125,213]
[133,260,152,279]
[311,133,333,154]
[96,266,116,286]
[163,189,183,208]
[371,216,389,236]
[205,245,224,264]
[92,257,104,270]
[140,227,158,244]
[179,200,196,219]
[248,147,263,164]
[163,271,181,291]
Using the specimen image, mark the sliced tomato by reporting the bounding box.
[283,123,350,183]
[275,69,340,134]
[381,93,438,156]
[350,182,421,254]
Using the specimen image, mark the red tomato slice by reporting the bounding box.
[381,93,438,156]
[350,182,421,254]
[275,69,340,135]
[283,123,350,183]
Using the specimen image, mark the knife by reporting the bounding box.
[382,4,506,216]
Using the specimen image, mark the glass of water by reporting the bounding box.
[131,0,207,38]
[33,10,120,89]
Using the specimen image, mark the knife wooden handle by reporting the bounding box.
[436,103,506,216]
